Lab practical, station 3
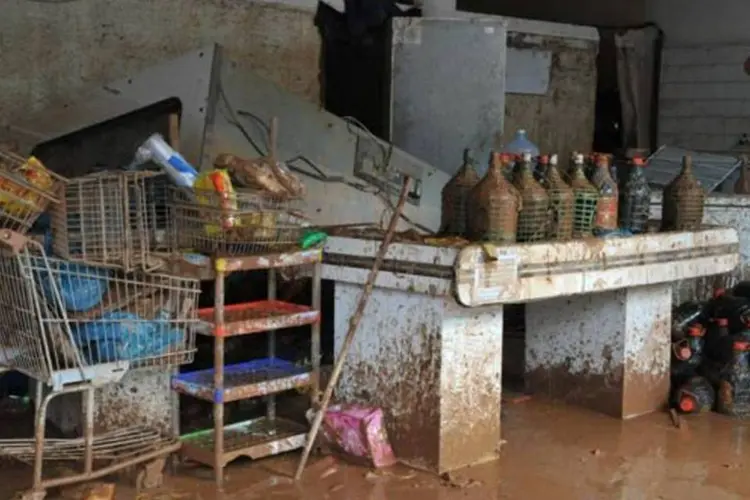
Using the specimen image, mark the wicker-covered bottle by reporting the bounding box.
[591,154,619,232]
[662,155,705,231]
[564,151,579,184]
[440,149,480,236]
[545,154,574,241]
[467,151,519,243]
[513,152,549,243]
[536,155,550,189]
[569,154,599,238]
[735,155,750,195]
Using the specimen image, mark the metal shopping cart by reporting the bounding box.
[0,229,200,500]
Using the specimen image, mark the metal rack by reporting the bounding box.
[170,248,322,490]
[0,229,200,500]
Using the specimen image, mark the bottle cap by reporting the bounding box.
[714,288,726,298]
[522,152,532,162]
[633,157,645,166]
[539,155,549,164]
[500,153,510,163]
[575,154,584,164]
[687,325,704,337]
[676,345,692,360]
[733,341,750,351]
[550,154,559,166]
[717,318,729,327]
[679,395,696,413]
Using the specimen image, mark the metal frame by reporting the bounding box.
[0,230,200,499]
[172,249,322,491]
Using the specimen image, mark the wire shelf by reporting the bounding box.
[0,231,200,385]
[0,426,175,464]
[181,416,307,466]
[0,150,66,234]
[169,186,309,257]
[50,171,167,271]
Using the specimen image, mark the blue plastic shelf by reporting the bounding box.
[171,358,311,403]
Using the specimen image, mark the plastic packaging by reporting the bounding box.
[309,405,397,468]
[130,134,198,188]
[34,259,111,312]
[194,169,238,233]
[503,129,539,158]
[75,310,184,363]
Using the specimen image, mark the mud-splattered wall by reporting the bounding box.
[503,33,598,163]
[0,0,321,124]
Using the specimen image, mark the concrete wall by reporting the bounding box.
[504,31,598,164]
[648,0,750,46]
[649,0,750,153]
[658,44,750,154]
[0,0,321,125]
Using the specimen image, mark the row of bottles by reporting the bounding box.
[441,147,706,244]
[441,150,653,243]
[671,285,750,418]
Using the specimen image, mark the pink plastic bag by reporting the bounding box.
[314,404,397,468]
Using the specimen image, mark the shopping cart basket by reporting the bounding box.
[50,171,167,272]
[0,149,66,234]
[169,186,310,256]
[0,230,200,499]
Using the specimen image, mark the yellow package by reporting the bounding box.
[193,169,240,235]
[0,156,55,216]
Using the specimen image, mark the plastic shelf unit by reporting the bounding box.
[171,248,322,490]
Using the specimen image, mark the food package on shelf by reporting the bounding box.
[194,169,241,236]
[214,153,306,198]
[0,155,56,216]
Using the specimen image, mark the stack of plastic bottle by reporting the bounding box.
[671,285,750,418]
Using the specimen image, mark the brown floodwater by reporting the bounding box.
[8,396,750,499]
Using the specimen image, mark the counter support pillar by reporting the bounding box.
[525,283,672,419]
[333,282,504,473]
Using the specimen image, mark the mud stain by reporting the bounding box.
[5,397,750,499]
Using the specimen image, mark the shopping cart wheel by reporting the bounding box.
[18,490,45,500]
[136,457,166,491]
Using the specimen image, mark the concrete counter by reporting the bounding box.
[323,227,739,473]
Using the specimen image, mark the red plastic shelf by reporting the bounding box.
[197,300,320,337]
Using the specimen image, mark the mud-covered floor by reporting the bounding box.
[5,396,750,499]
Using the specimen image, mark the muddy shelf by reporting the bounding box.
[180,416,307,467]
[195,300,320,337]
[172,358,312,403]
[171,247,322,490]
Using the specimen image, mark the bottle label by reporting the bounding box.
[595,196,618,229]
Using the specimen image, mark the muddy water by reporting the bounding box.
[10,397,750,499]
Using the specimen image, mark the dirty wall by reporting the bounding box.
[504,32,598,166]
[0,0,321,124]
